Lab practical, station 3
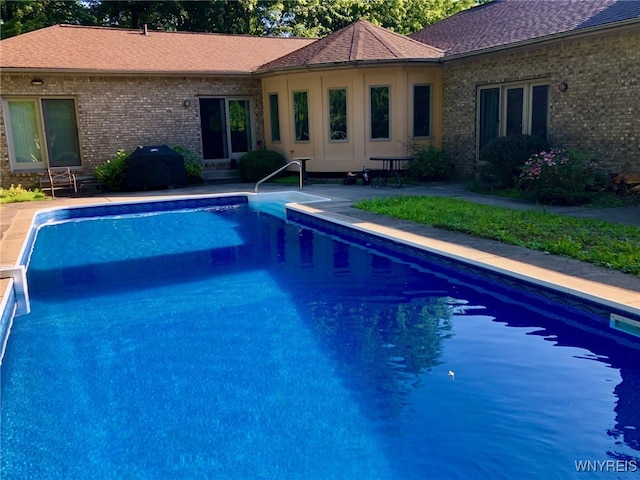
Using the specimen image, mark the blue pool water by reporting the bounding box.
[2,200,640,479]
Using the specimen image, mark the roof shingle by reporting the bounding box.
[410,0,640,56]
[257,20,443,73]
[0,24,315,74]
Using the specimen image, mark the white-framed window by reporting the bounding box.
[292,90,310,142]
[477,81,550,152]
[328,87,348,142]
[370,85,390,140]
[413,84,432,138]
[3,97,81,172]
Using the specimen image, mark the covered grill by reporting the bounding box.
[125,145,188,190]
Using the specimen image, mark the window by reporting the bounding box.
[477,82,549,152]
[293,90,309,142]
[413,84,432,138]
[370,86,390,140]
[269,93,280,142]
[4,98,81,171]
[328,88,347,142]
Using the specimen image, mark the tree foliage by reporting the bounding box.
[1,0,488,39]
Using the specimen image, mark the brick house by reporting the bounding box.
[1,0,638,188]
[410,0,640,176]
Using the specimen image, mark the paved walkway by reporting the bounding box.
[2,181,639,315]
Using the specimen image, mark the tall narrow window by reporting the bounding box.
[413,84,432,138]
[505,87,524,136]
[328,88,347,142]
[269,93,280,142]
[370,86,390,140]
[530,85,549,140]
[293,91,309,142]
[4,98,81,171]
[479,88,500,151]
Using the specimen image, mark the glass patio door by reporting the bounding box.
[5,98,82,171]
[199,98,252,161]
[200,98,228,160]
[228,99,252,156]
[6,100,45,169]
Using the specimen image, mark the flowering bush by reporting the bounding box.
[518,149,602,205]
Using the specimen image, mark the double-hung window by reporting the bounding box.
[4,97,81,171]
[370,86,390,140]
[478,82,549,152]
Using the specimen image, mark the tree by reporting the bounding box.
[0,0,488,39]
[272,0,481,37]
[0,0,96,39]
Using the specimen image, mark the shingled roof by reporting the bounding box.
[410,0,640,56]
[256,19,443,73]
[0,24,315,74]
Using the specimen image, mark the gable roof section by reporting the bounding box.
[256,19,443,73]
[0,24,315,75]
[410,0,640,56]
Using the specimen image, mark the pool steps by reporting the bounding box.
[610,313,640,339]
[0,266,29,316]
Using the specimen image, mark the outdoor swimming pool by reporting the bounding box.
[1,194,639,479]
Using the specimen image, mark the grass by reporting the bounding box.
[353,196,640,277]
[469,184,640,208]
[0,185,46,203]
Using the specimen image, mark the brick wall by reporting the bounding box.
[442,26,640,177]
[0,74,263,188]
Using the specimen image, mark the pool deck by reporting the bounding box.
[1,181,639,317]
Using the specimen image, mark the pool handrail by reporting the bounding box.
[255,161,303,193]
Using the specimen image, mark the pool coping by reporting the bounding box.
[287,202,640,319]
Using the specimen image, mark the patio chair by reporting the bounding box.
[39,167,77,198]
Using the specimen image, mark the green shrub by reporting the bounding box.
[94,149,129,191]
[407,145,454,181]
[518,149,602,205]
[479,135,551,188]
[0,184,46,203]
[238,150,285,183]
[171,145,203,179]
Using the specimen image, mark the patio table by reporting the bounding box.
[369,156,412,187]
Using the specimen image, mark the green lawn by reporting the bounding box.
[354,196,640,277]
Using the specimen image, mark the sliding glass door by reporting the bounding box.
[199,98,253,161]
[4,98,81,171]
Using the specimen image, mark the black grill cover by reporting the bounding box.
[125,145,188,190]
